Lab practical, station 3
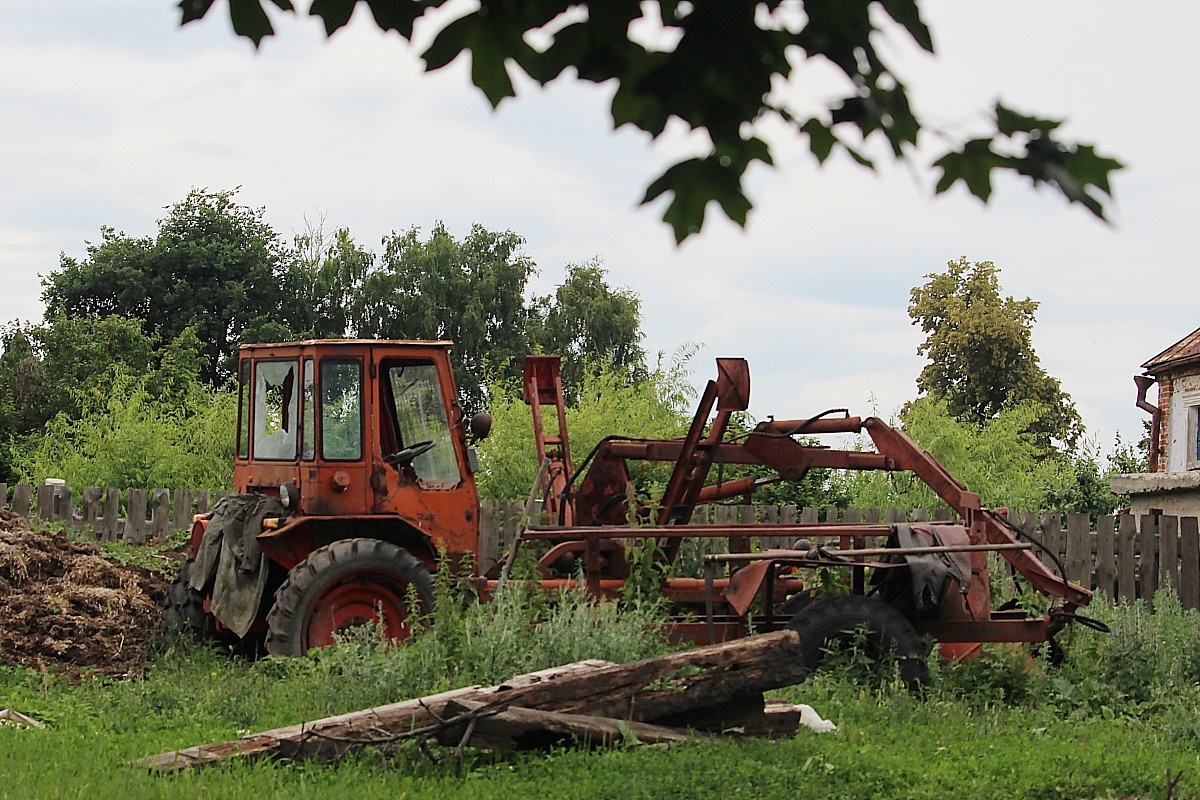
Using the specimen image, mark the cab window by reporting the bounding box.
[386,362,460,486]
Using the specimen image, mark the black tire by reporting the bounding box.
[162,558,214,641]
[786,595,930,690]
[265,538,435,657]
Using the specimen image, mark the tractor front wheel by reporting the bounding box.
[265,538,435,657]
[786,594,929,690]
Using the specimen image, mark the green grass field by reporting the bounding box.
[4,585,1200,800]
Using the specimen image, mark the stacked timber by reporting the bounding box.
[141,630,816,772]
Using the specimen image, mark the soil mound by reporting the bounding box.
[0,511,168,679]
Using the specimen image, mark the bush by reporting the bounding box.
[12,370,236,490]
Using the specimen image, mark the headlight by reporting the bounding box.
[279,482,299,509]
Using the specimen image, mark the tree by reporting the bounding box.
[42,188,303,384]
[908,257,1081,450]
[178,1,1122,242]
[527,259,646,401]
[348,222,536,414]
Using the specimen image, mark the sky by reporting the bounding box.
[1,1,1195,456]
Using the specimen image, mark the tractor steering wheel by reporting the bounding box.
[383,440,436,467]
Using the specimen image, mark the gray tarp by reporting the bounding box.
[189,494,287,638]
[889,524,972,612]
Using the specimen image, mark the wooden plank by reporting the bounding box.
[152,488,172,539]
[1094,515,1116,599]
[436,700,698,751]
[142,631,806,772]
[800,507,819,525]
[173,489,194,530]
[823,506,837,523]
[1180,517,1200,610]
[932,507,952,522]
[884,508,904,523]
[865,507,881,524]
[100,488,121,542]
[503,500,524,557]
[478,498,499,573]
[843,508,862,524]
[1137,515,1159,605]
[194,490,211,516]
[1064,513,1090,587]
[10,484,32,517]
[1117,513,1138,603]
[1039,513,1062,573]
[81,488,103,539]
[36,483,55,522]
[911,508,928,523]
[1159,515,1180,597]
[125,488,148,544]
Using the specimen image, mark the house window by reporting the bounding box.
[1189,405,1200,470]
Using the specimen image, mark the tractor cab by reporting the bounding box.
[232,340,490,567]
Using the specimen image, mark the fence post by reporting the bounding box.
[173,489,194,530]
[194,490,211,516]
[11,485,32,517]
[125,489,148,544]
[1038,513,1062,573]
[1180,517,1200,610]
[911,508,929,523]
[1137,514,1159,606]
[1065,512,1090,587]
[151,489,172,539]
[100,488,121,542]
[478,498,499,573]
[1159,515,1180,596]
[81,488,103,539]
[1117,513,1138,603]
[1094,515,1116,599]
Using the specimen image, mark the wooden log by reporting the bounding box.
[435,700,698,751]
[141,630,808,772]
[140,660,615,772]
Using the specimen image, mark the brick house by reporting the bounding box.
[1110,326,1200,515]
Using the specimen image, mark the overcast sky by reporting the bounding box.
[1,1,1194,455]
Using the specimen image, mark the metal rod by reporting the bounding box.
[702,542,1033,563]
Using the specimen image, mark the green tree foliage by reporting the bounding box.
[12,371,236,491]
[348,222,536,414]
[908,257,1082,451]
[844,397,1061,512]
[42,188,303,384]
[527,259,646,401]
[181,1,1122,242]
[475,347,697,502]
[289,221,646,415]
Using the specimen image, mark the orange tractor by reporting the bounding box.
[166,339,1100,672]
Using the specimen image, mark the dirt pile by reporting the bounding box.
[0,511,168,678]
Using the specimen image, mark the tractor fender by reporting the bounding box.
[256,514,440,572]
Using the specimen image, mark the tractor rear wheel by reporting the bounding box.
[265,538,435,657]
[786,594,929,690]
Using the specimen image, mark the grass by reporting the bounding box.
[4,580,1200,799]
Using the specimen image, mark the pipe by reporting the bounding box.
[1134,374,1161,473]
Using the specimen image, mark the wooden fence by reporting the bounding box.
[7,483,1198,609]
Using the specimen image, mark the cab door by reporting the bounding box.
[301,351,370,516]
[371,350,479,556]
